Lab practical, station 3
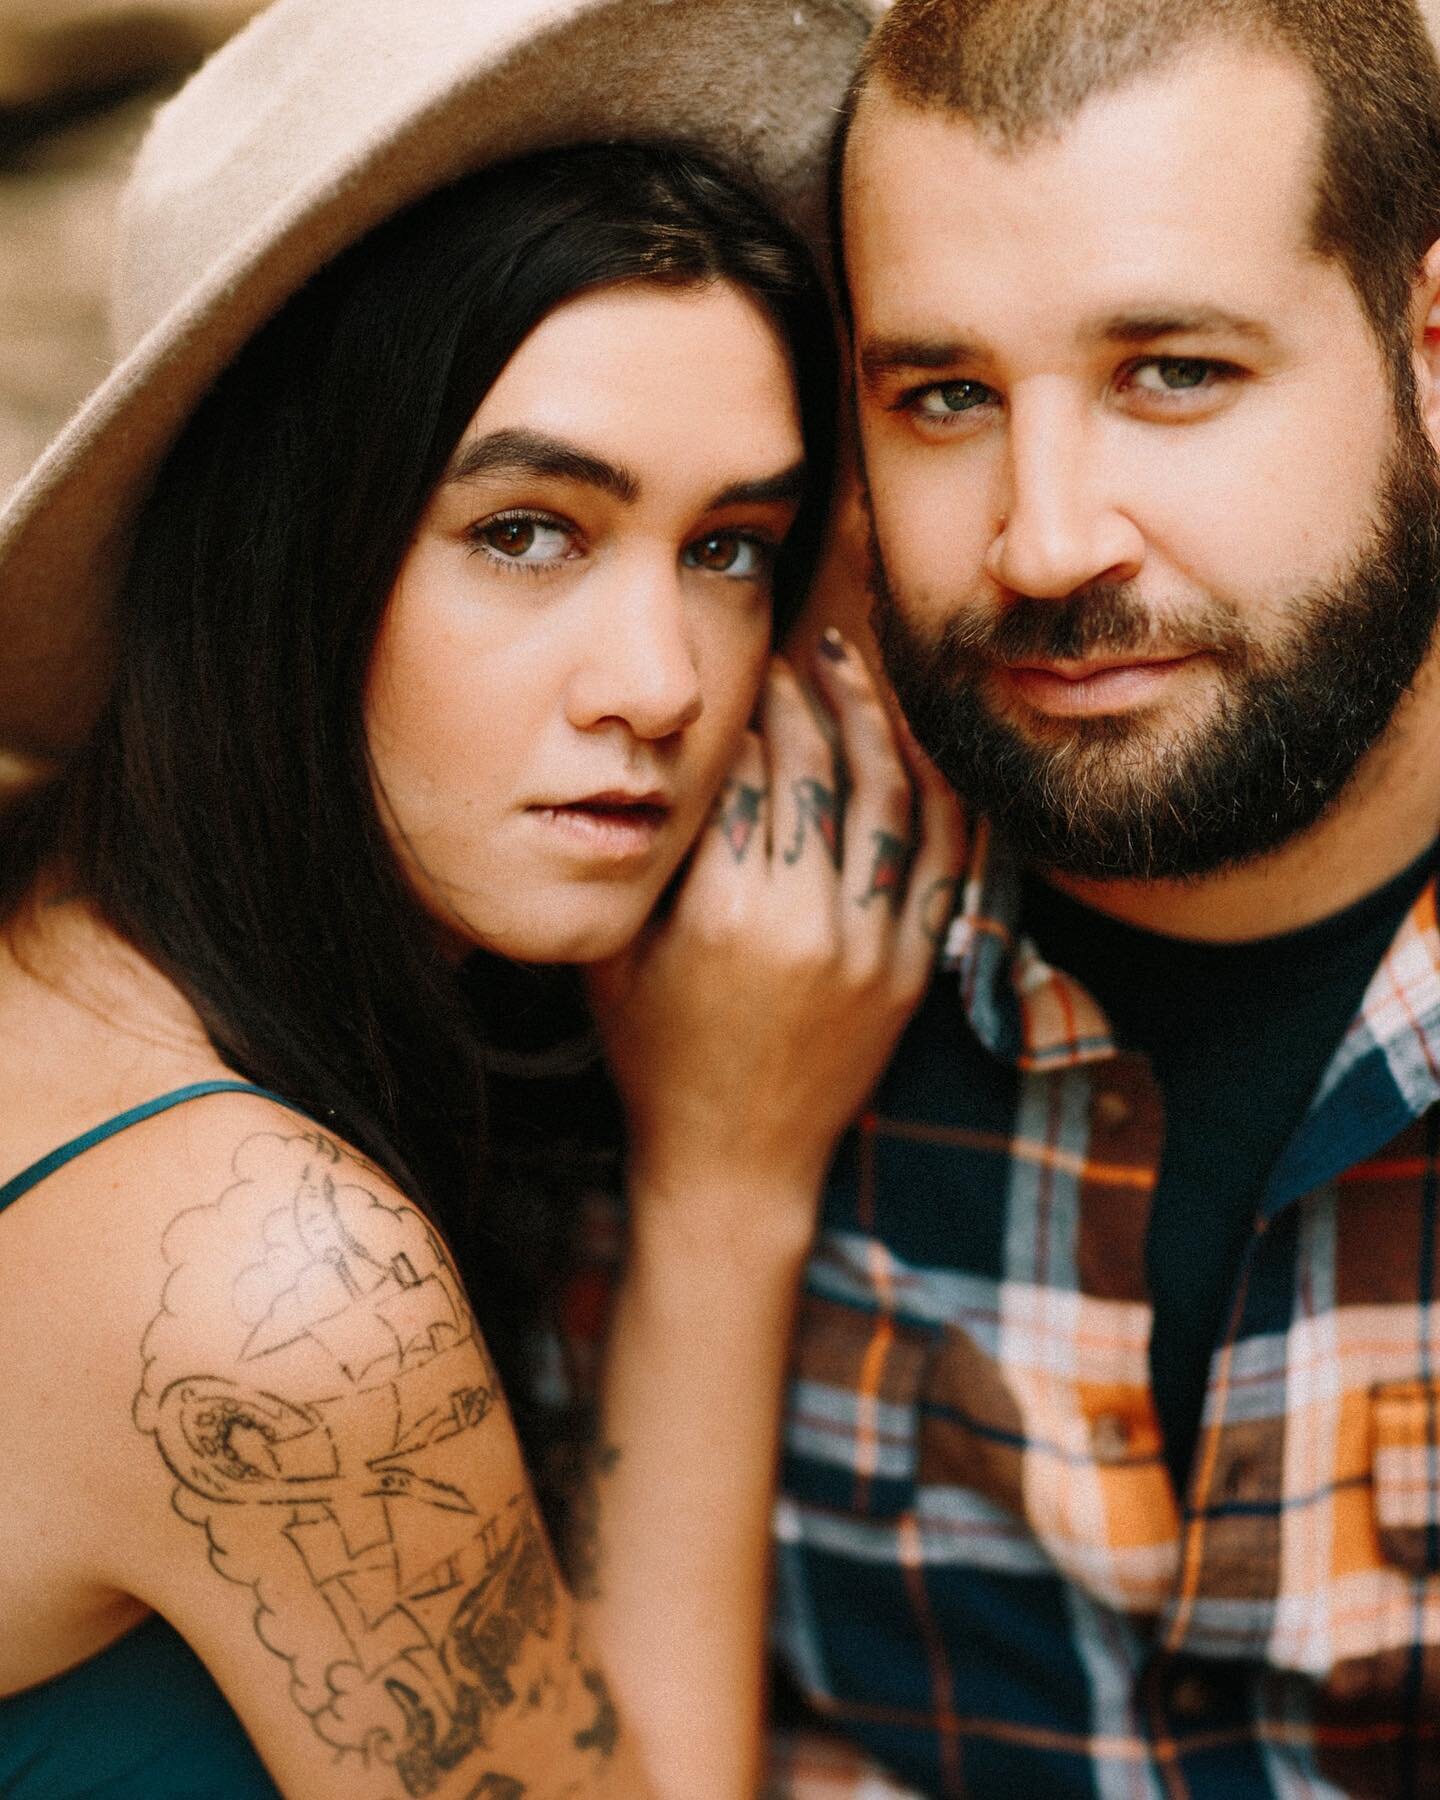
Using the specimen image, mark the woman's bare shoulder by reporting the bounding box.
[1,1085,380,1297]
[1,1087,470,1460]
[0,1091,630,1796]
[0,1090,459,1534]
[122,1092,475,1428]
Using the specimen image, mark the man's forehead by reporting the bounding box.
[842,42,1330,339]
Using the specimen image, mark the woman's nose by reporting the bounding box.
[565,566,704,739]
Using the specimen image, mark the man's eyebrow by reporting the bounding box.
[857,310,1275,384]
[444,427,640,502]
[1086,307,1275,347]
[705,462,808,510]
[858,336,983,384]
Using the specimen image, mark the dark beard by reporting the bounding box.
[872,426,1440,882]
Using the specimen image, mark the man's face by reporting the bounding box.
[845,46,1440,880]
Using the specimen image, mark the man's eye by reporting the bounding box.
[682,532,773,579]
[468,513,576,566]
[1125,357,1235,396]
[910,380,997,420]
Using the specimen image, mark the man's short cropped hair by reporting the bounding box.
[841,0,1440,361]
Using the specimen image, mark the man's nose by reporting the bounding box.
[565,562,704,740]
[984,390,1144,600]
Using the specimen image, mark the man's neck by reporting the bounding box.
[1041,651,1440,944]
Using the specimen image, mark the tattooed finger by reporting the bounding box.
[711,777,768,864]
[780,776,841,868]
[857,828,913,913]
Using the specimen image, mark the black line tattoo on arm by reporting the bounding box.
[573,1666,619,1758]
[559,1436,621,1604]
[133,1126,608,1795]
[391,1771,527,1799]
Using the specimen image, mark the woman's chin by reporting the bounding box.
[446,896,657,967]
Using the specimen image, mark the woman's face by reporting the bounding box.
[365,278,806,963]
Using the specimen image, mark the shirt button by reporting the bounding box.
[1090,1411,1132,1462]
[1093,1089,1132,1130]
[1170,1673,1214,1718]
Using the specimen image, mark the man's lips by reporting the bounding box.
[999,651,1205,716]
[1011,651,1195,680]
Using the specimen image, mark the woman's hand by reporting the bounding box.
[586,629,966,1233]
[577,633,963,1796]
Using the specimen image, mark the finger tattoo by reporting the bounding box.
[858,829,912,913]
[781,777,841,868]
[713,778,767,863]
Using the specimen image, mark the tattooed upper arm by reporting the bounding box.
[58,1105,633,1799]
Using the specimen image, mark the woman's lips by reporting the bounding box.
[527,792,672,858]
[1000,652,1204,718]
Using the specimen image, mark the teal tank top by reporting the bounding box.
[0,1083,287,1798]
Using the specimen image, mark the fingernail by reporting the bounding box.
[819,626,848,663]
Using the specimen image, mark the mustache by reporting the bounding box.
[931,582,1253,665]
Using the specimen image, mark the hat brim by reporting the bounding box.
[0,0,873,756]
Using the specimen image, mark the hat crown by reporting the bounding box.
[113,0,869,360]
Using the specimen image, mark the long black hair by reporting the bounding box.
[2,141,838,1423]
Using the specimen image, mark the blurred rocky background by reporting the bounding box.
[0,2,261,502]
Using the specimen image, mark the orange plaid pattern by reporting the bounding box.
[553,822,1440,1795]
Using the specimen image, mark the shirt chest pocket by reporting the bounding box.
[1371,1380,1440,1577]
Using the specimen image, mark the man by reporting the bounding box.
[768,1,1440,1793]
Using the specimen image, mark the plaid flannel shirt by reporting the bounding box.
[555,818,1440,1797]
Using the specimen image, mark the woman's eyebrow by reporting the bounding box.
[705,462,808,510]
[445,430,805,512]
[444,426,640,501]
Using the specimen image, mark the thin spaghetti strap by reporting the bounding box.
[0,1080,290,1214]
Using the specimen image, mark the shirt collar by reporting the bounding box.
[942,819,1117,1072]
[944,822,1440,1103]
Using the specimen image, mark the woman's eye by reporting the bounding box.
[909,380,997,421]
[1124,357,1235,397]
[682,532,772,579]
[468,513,576,566]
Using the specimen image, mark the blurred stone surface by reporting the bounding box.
[0,3,261,503]
[0,1,257,107]
[0,92,150,499]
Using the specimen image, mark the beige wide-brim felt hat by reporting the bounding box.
[0,0,877,765]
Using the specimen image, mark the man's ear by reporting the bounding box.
[1411,238,1440,452]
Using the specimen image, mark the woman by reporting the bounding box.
[0,2,957,1796]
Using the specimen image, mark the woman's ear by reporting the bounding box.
[1411,239,1440,454]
